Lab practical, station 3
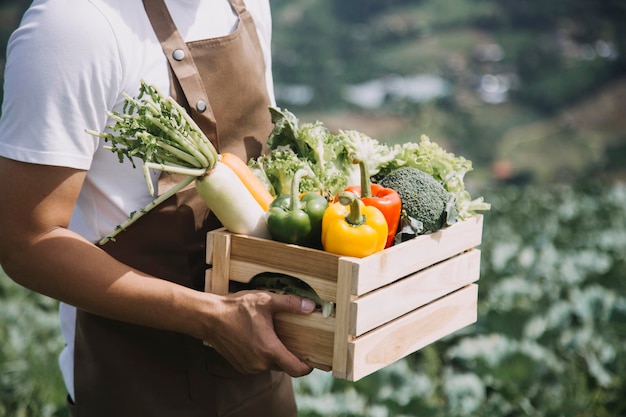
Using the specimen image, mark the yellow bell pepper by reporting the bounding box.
[321,191,388,258]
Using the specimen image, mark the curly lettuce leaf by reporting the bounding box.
[377,135,489,220]
[250,146,320,196]
[336,129,396,186]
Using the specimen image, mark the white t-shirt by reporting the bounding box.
[0,0,274,399]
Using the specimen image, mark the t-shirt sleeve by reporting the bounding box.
[0,1,122,170]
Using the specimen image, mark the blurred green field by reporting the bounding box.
[1,0,625,415]
[3,181,626,416]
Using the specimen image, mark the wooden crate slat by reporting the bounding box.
[229,234,340,279]
[350,249,481,337]
[331,259,358,379]
[351,215,483,296]
[228,259,339,302]
[206,229,217,264]
[208,231,231,296]
[346,284,478,381]
[274,312,336,371]
[275,311,337,332]
[204,269,213,293]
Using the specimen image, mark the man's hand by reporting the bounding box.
[203,290,316,377]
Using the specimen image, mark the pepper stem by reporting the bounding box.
[337,191,364,226]
[350,154,372,198]
[290,169,308,211]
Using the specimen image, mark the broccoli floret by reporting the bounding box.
[379,167,457,234]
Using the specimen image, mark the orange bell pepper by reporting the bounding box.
[343,156,401,248]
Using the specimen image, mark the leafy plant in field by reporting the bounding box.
[2,181,626,416]
[293,181,626,416]
[0,272,67,417]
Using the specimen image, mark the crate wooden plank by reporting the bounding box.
[331,259,358,379]
[208,230,231,296]
[208,230,340,300]
[206,230,216,265]
[204,268,213,293]
[350,215,483,296]
[274,313,336,371]
[350,249,481,337]
[346,284,478,381]
[227,259,338,302]
[229,234,340,280]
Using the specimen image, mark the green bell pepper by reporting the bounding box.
[266,169,328,248]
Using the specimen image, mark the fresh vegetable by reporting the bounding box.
[343,156,401,248]
[194,161,271,238]
[266,169,328,248]
[268,109,350,196]
[249,145,320,197]
[262,108,395,196]
[244,272,334,318]
[378,166,457,235]
[335,129,396,186]
[253,108,489,222]
[321,191,388,258]
[375,135,491,220]
[219,152,274,211]
[86,80,271,244]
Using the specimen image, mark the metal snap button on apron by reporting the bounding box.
[196,100,207,112]
[172,49,185,61]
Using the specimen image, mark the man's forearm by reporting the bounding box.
[2,226,213,340]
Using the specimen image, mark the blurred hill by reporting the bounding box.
[1,0,624,186]
[269,0,626,187]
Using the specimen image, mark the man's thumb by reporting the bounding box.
[273,293,316,314]
[299,297,316,313]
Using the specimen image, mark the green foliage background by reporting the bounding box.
[3,182,625,416]
[293,182,626,416]
[1,0,626,415]
[0,278,66,417]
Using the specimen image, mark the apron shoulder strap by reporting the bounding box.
[142,0,217,134]
[229,0,247,15]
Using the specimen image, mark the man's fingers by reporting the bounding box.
[264,293,315,375]
[267,336,314,377]
[271,293,316,315]
[213,291,316,376]
[217,328,313,377]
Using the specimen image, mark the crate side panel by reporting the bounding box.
[353,215,483,295]
[204,268,213,293]
[275,312,337,333]
[229,234,340,280]
[331,259,359,379]
[206,231,216,264]
[228,259,339,301]
[346,284,478,381]
[351,249,481,336]
[274,313,335,371]
[208,232,232,296]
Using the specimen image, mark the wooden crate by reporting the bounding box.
[205,215,483,381]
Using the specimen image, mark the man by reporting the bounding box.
[0,0,313,415]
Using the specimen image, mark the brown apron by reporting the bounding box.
[71,1,296,416]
